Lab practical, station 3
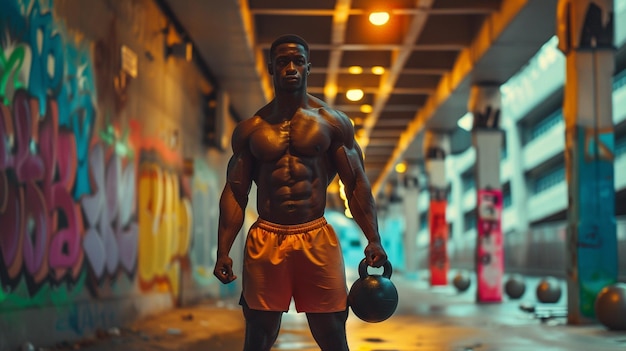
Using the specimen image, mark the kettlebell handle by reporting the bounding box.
[358,258,393,279]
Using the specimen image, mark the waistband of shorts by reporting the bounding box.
[255,217,327,235]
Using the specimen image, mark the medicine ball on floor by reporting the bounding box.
[504,274,526,299]
[453,271,471,292]
[536,277,562,303]
[595,283,626,331]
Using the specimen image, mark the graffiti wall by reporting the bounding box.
[0,0,227,348]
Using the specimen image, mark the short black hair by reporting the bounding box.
[269,34,310,61]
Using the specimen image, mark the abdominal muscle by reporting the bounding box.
[256,153,328,224]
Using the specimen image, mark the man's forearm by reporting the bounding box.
[216,185,247,257]
[347,183,381,244]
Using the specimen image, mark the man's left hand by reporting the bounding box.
[364,242,387,268]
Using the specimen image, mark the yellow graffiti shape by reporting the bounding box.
[137,163,193,298]
[138,163,164,282]
[177,197,192,256]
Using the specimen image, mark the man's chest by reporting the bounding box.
[249,116,333,160]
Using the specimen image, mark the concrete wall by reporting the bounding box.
[0,0,236,349]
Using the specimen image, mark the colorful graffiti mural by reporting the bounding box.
[0,0,204,313]
[0,0,96,300]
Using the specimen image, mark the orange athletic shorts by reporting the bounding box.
[241,217,348,313]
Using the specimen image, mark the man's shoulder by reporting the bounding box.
[317,107,351,128]
[236,116,257,129]
[254,101,275,119]
[307,95,348,121]
[233,115,264,142]
[233,102,275,129]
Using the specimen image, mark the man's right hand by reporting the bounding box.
[214,256,237,284]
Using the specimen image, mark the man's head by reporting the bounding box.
[269,34,309,62]
[268,34,311,92]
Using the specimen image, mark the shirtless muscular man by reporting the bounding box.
[213,34,388,351]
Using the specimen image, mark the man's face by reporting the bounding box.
[269,43,310,92]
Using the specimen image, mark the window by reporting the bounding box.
[616,136,626,157]
[461,172,475,194]
[533,165,565,194]
[529,109,562,142]
[503,183,512,208]
[420,212,428,230]
[464,210,476,232]
[613,68,626,91]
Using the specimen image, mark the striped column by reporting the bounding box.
[423,131,450,286]
[557,0,617,324]
[402,163,421,275]
[469,84,504,303]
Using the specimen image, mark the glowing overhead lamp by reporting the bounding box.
[395,162,407,174]
[346,88,364,101]
[360,104,373,113]
[371,66,385,75]
[348,66,363,74]
[369,11,390,26]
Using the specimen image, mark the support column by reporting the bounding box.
[469,84,504,303]
[557,0,617,324]
[423,132,449,286]
[402,163,421,275]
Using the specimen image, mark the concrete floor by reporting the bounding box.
[40,273,626,351]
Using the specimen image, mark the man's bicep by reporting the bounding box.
[226,151,254,198]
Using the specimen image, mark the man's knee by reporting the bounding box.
[306,310,349,350]
[241,297,283,350]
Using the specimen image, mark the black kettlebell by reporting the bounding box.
[348,258,398,323]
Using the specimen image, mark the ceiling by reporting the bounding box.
[162,0,558,203]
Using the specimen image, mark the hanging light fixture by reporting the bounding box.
[346,88,364,101]
[369,11,390,26]
[348,66,363,74]
[360,104,373,113]
[371,66,385,75]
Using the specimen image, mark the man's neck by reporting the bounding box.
[274,90,308,119]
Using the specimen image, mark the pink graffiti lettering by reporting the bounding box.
[0,91,86,289]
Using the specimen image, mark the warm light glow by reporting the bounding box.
[371,66,385,75]
[360,104,373,113]
[457,112,474,131]
[348,66,363,74]
[395,162,407,174]
[324,84,337,98]
[339,181,353,218]
[346,88,364,101]
[356,129,367,139]
[185,42,193,62]
[369,11,390,26]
